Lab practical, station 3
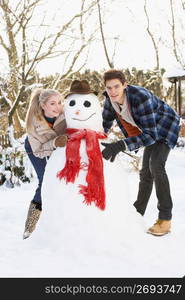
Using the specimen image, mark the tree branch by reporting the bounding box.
[144,0,160,70]
[97,0,114,68]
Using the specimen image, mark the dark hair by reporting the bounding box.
[103,69,126,85]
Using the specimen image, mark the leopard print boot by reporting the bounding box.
[23,201,41,239]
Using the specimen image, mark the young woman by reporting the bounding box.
[23,88,67,239]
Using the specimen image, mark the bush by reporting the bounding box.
[0,143,34,188]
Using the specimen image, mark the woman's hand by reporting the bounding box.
[54,135,68,148]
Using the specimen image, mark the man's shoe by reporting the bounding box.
[23,201,41,239]
[147,219,171,236]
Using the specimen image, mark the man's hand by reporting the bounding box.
[101,140,126,162]
[54,135,68,148]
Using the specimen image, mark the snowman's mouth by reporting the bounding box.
[72,112,96,121]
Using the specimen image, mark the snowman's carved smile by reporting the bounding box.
[72,112,96,121]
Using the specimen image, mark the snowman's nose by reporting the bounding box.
[75,110,80,115]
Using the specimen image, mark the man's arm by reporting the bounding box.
[124,89,158,151]
[101,89,158,162]
[102,98,116,133]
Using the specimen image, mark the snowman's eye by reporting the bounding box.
[83,100,91,107]
[69,100,76,106]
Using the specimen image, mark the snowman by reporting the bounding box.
[31,80,145,250]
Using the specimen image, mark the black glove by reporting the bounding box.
[101,140,126,162]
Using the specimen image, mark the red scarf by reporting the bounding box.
[57,128,107,210]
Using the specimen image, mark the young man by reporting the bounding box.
[101,69,180,236]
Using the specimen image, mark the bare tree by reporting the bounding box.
[53,0,97,89]
[0,0,97,138]
[96,0,114,68]
[144,0,160,70]
[169,0,185,68]
[181,0,185,9]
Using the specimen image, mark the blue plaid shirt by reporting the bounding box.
[102,85,180,151]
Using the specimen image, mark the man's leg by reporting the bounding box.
[147,142,172,236]
[150,142,172,220]
[133,145,154,215]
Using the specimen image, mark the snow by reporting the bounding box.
[0,147,185,278]
[1,90,185,280]
[165,68,185,79]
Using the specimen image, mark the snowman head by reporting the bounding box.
[64,80,103,132]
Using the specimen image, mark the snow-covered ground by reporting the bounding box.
[0,147,185,278]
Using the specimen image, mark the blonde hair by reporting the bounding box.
[25,88,62,133]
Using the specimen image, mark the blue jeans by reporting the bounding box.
[133,142,172,220]
[24,137,48,209]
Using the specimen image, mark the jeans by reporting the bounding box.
[24,137,48,209]
[133,142,173,220]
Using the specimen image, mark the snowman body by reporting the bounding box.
[33,93,144,248]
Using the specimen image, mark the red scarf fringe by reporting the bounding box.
[57,128,107,210]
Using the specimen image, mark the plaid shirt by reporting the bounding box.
[102,85,180,151]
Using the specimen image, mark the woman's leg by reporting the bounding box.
[24,136,47,208]
[23,137,47,239]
